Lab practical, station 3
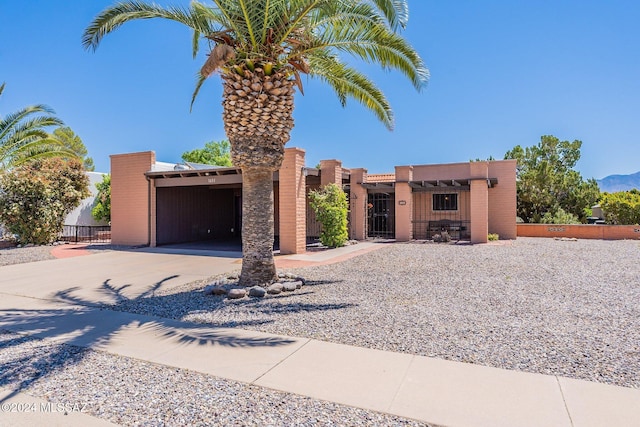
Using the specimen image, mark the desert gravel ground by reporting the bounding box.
[0,241,433,426]
[1,237,638,426]
[113,237,640,389]
[0,245,55,266]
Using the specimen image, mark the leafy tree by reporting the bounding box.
[181,140,232,166]
[504,135,600,223]
[51,127,95,171]
[0,158,90,244]
[599,190,640,225]
[92,174,111,223]
[84,0,427,286]
[0,83,67,170]
[308,183,349,248]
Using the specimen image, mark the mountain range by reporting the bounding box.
[597,171,640,193]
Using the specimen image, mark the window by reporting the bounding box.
[433,193,458,211]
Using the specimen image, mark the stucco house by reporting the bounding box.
[110,148,517,253]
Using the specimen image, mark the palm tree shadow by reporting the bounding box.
[0,275,301,403]
[105,277,354,322]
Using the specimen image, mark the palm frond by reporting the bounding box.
[275,0,322,46]
[83,0,214,51]
[302,2,428,89]
[190,73,208,111]
[9,146,80,168]
[308,52,393,130]
[368,0,409,30]
[1,112,63,143]
[84,0,427,130]
[237,0,259,48]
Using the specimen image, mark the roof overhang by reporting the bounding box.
[147,167,248,187]
[361,182,395,189]
[409,178,498,191]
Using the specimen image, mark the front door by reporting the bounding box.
[367,192,395,238]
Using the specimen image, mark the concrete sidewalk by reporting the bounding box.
[1,249,639,426]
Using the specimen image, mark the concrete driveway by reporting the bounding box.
[0,248,240,305]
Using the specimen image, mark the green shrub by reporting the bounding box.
[488,233,499,241]
[308,183,348,248]
[0,158,89,244]
[92,174,111,223]
[540,208,580,224]
[599,190,640,225]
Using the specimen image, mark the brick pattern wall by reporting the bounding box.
[394,166,413,241]
[488,160,517,239]
[320,159,343,187]
[367,173,396,183]
[518,224,640,240]
[110,151,155,246]
[470,179,489,243]
[278,148,306,254]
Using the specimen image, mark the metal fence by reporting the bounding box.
[60,225,111,243]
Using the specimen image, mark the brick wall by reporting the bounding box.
[278,148,306,254]
[488,160,517,239]
[394,166,413,241]
[320,159,343,187]
[518,224,640,240]
[110,151,155,246]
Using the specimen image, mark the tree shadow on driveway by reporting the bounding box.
[0,275,306,403]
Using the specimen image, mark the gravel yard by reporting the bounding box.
[1,237,638,426]
[113,237,640,389]
[0,244,55,266]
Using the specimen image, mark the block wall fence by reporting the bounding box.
[517,224,640,240]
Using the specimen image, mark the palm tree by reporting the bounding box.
[0,83,69,170]
[83,0,428,286]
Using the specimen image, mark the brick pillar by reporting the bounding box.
[470,162,489,243]
[394,165,413,241]
[110,151,155,246]
[278,147,306,254]
[349,168,368,240]
[320,159,343,187]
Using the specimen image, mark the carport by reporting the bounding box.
[146,166,251,248]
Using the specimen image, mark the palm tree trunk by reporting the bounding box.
[221,68,294,286]
[238,166,278,286]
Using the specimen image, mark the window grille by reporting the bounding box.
[433,193,458,211]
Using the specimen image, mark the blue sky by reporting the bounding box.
[1,1,639,179]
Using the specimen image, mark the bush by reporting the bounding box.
[488,233,499,241]
[599,190,640,225]
[92,174,111,223]
[0,158,89,244]
[540,208,580,224]
[308,183,348,248]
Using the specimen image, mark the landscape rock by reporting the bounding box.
[266,283,283,295]
[283,282,297,292]
[249,286,266,298]
[204,284,229,296]
[227,288,247,299]
[287,280,303,290]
